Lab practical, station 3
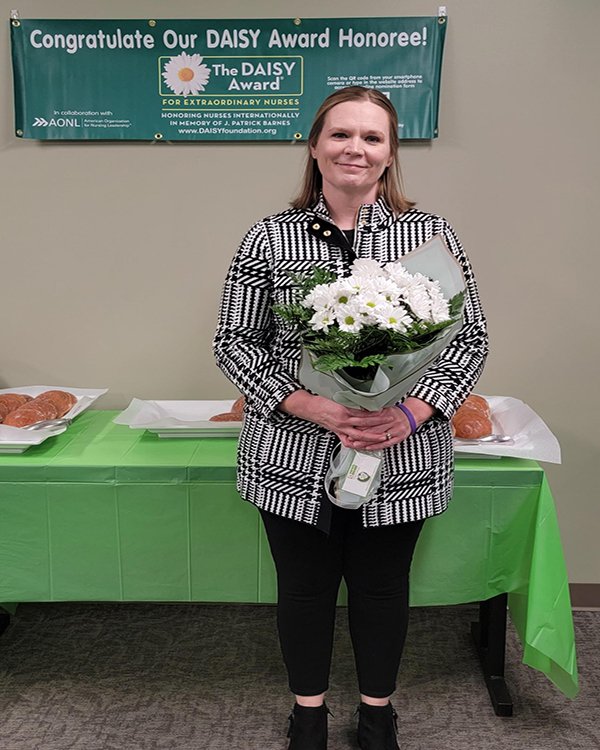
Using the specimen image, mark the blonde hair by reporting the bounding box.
[291,86,415,214]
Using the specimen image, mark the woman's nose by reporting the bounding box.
[344,137,363,154]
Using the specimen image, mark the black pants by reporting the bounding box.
[260,504,425,698]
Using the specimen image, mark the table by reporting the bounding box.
[0,411,578,708]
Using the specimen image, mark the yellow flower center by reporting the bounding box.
[178,67,195,82]
[344,315,355,325]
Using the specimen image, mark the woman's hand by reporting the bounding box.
[345,404,411,451]
[279,390,393,448]
[279,392,435,451]
[349,397,436,450]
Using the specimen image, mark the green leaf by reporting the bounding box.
[355,353,388,367]
[449,291,465,318]
[272,302,312,324]
[312,353,361,372]
[272,267,337,326]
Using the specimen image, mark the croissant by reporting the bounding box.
[0,394,32,423]
[0,389,76,426]
[452,406,492,439]
[463,394,490,416]
[36,390,77,417]
[0,393,32,413]
[209,412,241,422]
[231,396,245,418]
[3,400,57,427]
[209,395,245,422]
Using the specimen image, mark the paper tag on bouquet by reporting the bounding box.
[340,452,382,497]
[326,446,383,509]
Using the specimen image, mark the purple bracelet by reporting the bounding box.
[396,402,417,435]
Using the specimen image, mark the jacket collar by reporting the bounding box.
[309,193,398,233]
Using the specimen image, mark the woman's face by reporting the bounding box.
[310,99,394,203]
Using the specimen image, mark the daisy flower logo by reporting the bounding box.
[162,53,211,96]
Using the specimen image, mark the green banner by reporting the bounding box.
[10,16,447,141]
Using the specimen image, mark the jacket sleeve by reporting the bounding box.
[212,220,302,422]
[408,219,489,419]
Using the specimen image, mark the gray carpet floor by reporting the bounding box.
[0,603,597,750]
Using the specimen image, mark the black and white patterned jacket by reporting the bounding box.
[213,196,488,528]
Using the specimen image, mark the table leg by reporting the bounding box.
[0,608,10,637]
[470,593,514,716]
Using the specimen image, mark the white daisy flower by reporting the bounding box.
[335,302,364,333]
[384,261,413,284]
[162,53,211,96]
[309,309,333,332]
[403,285,433,321]
[329,280,358,306]
[303,284,337,311]
[375,302,413,332]
[373,277,402,302]
[430,294,451,323]
[350,258,382,278]
[356,291,388,322]
[346,275,380,295]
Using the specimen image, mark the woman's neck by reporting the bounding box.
[322,186,377,230]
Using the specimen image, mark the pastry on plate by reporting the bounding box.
[452,395,493,439]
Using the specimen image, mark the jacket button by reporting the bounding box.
[323,230,331,237]
[312,223,320,230]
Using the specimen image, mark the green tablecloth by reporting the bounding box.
[0,411,578,698]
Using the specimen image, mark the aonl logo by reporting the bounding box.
[32,117,81,127]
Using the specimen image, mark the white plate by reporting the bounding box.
[153,429,239,438]
[0,431,54,454]
[0,385,108,454]
[451,395,561,463]
[114,399,243,437]
[454,450,501,460]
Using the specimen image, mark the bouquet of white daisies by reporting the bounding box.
[274,234,466,508]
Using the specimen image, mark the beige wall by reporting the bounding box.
[2,1,599,583]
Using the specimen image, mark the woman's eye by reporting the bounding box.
[365,135,381,143]
[332,132,348,139]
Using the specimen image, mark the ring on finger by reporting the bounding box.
[386,431,392,441]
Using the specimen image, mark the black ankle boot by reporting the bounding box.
[356,702,400,750]
[287,703,331,750]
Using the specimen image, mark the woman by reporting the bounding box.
[214,87,488,750]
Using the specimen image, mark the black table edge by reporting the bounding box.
[0,608,10,636]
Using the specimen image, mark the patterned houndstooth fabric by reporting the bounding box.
[213,197,488,528]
